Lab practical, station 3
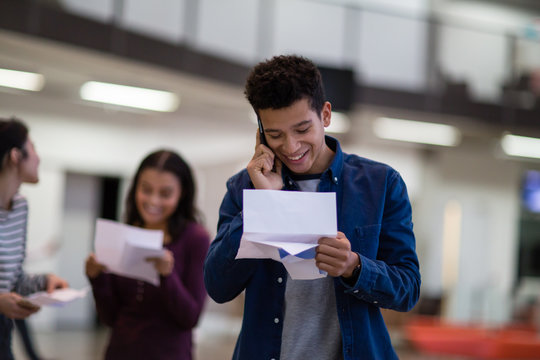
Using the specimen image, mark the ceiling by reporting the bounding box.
[1,6,537,173]
[0,29,254,135]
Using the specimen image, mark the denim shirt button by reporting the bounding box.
[373,301,378,304]
[274,318,279,324]
[277,277,283,283]
[333,176,338,183]
[353,290,359,293]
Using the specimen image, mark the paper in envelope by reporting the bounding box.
[237,189,337,280]
[94,218,165,286]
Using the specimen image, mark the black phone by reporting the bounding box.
[257,115,277,171]
[257,115,269,146]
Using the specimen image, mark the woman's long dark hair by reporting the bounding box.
[124,150,200,241]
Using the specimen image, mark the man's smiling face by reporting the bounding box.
[259,98,333,175]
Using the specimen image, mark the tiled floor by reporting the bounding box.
[11,312,474,360]
[13,331,469,360]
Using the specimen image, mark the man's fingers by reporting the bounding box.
[253,151,275,174]
[315,252,342,267]
[316,246,348,263]
[318,239,350,252]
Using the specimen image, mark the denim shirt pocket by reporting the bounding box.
[353,224,381,259]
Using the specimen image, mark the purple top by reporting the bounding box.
[90,222,210,360]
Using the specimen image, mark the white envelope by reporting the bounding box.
[237,189,337,279]
[94,218,165,286]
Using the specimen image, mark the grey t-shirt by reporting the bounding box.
[279,178,343,360]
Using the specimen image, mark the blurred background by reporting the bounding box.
[2,0,540,359]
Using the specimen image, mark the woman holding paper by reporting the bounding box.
[0,117,69,359]
[85,150,210,360]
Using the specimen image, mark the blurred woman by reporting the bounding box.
[86,150,210,360]
[0,117,68,359]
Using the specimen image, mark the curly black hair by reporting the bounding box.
[244,55,326,116]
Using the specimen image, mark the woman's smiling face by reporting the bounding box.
[135,168,181,230]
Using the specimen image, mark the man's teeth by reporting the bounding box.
[288,152,305,161]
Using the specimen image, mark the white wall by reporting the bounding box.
[120,0,187,43]
[272,1,347,66]
[19,167,66,329]
[434,0,540,101]
[437,25,509,101]
[413,142,521,325]
[195,0,259,65]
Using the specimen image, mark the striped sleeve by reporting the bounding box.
[0,194,47,295]
[13,272,48,296]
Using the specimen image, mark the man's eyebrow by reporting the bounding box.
[293,120,312,128]
[265,120,313,133]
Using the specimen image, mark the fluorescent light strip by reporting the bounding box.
[327,111,351,134]
[373,117,461,147]
[501,134,540,159]
[80,81,179,112]
[0,68,45,91]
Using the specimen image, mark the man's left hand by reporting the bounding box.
[316,231,359,278]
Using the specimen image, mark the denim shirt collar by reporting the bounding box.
[281,135,344,188]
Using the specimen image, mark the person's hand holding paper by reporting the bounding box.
[146,249,175,276]
[93,218,166,286]
[237,189,337,279]
[24,287,90,307]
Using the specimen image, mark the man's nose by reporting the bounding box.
[283,135,300,154]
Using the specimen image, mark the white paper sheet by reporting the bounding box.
[237,189,337,279]
[94,218,165,286]
[25,287,90,307]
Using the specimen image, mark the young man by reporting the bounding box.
[204,55,420,360]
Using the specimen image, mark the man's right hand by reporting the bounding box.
[247,132,283,190]
[0,292,40,319]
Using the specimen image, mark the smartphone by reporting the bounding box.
[257,115,277,172]
[257,115,268,146]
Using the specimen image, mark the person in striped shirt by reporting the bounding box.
[0,117,68,360]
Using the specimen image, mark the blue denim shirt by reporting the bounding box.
[204,136,421,360]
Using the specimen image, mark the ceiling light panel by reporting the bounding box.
[0,68,45,91]
[373,117,461,147]
[501,134,540,159]
[80,81,180,112]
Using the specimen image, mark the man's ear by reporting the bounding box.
[322,101,332,127]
